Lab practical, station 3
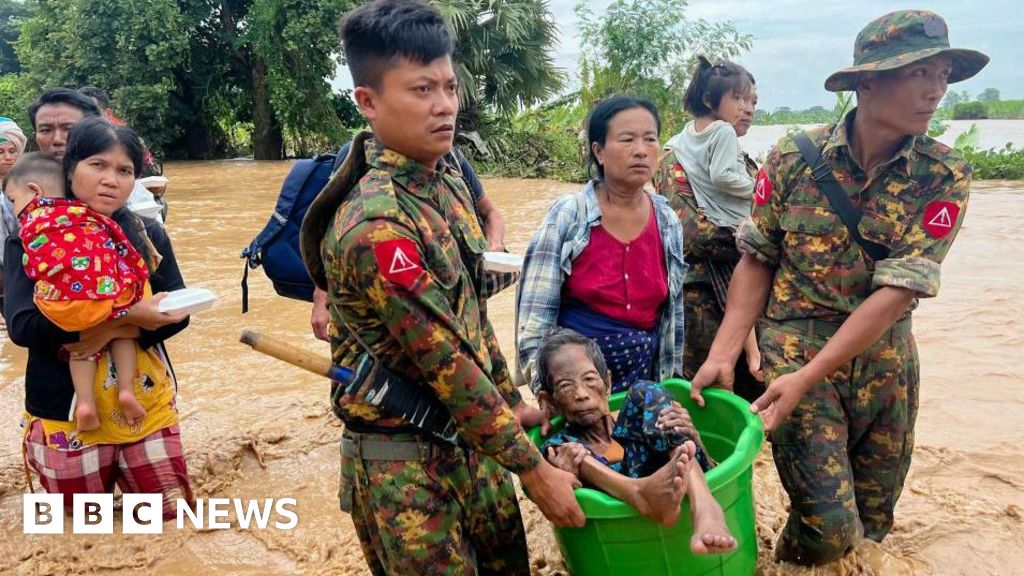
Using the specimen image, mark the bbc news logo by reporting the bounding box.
[24,494,298,534]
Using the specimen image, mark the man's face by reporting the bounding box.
[34,103,85,159]
[355,55,458,167]
[861,55,952,136]
[544,344,612,428]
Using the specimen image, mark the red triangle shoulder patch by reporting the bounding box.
[373,238,422,288]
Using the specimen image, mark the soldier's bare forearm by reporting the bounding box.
[706,254,772,364]
[798,286,915,387]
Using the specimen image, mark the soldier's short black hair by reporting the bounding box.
[536,329,609,396]
[27,88,101,131]
[586,94,661,180]
[2,152,64,194]
[79,86,113,110]
[339,0,454,91]
[683,55,755,117]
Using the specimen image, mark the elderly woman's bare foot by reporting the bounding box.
[632,442,697,526]
[689,495,736,554]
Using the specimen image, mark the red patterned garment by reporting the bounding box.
[17,197,149,331]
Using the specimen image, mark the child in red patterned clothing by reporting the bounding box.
[4,152,149,431]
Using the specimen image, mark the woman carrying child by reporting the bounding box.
[7,151,149,431]
[3,117,192,517]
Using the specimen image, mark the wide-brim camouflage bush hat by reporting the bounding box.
[825,10,989,92]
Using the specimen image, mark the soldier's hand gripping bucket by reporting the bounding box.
[528,379,764,576]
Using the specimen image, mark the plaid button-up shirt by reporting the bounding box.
[516,180,687,393]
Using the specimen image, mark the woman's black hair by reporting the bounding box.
[63,117,155,270]
[682,55,756,117]
[536,328,609,397]
[585,94,661,180]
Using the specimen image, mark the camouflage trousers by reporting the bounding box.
[760,317,919,566]
[339,431,530,576]
[683,282,765,403]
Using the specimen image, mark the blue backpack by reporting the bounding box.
[240,149,345,312]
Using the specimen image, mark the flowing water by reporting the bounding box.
[0,160,1021,575]
[742,119,1024,160]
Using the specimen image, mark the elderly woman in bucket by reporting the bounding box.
[537,328,736,554]
[517,95,686,400]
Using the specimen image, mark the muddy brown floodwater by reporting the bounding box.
[1,161,1021,575]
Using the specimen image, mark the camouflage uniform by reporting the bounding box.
[654,152,764,402]
[316,136,540,575]
[739,112,971,564]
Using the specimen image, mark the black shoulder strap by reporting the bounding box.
[793,132,890,262]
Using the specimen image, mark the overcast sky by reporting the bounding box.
[334,0,1021,112]
[547,0,1021,110]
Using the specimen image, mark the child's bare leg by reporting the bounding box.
[573,442,693,526]
[110,338,146,425]
[69,359,100,431]
[687,460,736,554]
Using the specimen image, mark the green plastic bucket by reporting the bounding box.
[527,379,764,576]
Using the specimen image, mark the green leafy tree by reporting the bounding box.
[0,0,29,74]
[17,0,188,153]
[575,0,752,134]
[431,0,564,130]
[0,73,34,129]
[16,0,357,159]
[977,87,1000,102]
[249,0,351,155]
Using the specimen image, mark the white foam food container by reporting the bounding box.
[129,200,164,221]
[158,288,217,315]
[482,252,524,273]
[137,176,170,189]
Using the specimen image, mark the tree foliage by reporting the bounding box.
[976,87,1000,102]
[17,0,188,153]
[432,0,564,129]
[13,0,355,159]
[575,0,752,134]
[0,0,28,74]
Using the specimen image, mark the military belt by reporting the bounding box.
[341,430,449,461]
[777,316,912,339]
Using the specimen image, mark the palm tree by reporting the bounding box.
[432,0,565,130]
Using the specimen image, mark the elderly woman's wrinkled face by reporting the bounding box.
[0,141,19,176]
[70,145,136,217]
[592,107,660,190]
[546,344,612,428]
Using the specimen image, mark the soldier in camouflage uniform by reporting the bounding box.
[299,2,583,574]
[689,10,988,566]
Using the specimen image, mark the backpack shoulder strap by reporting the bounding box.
[301,131,374,289]
[792,132,890,262]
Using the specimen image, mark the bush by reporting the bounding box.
[983,100,1024,119]
[961,144,1024,180]
[953,102,989,120]
[469,103,588,182]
